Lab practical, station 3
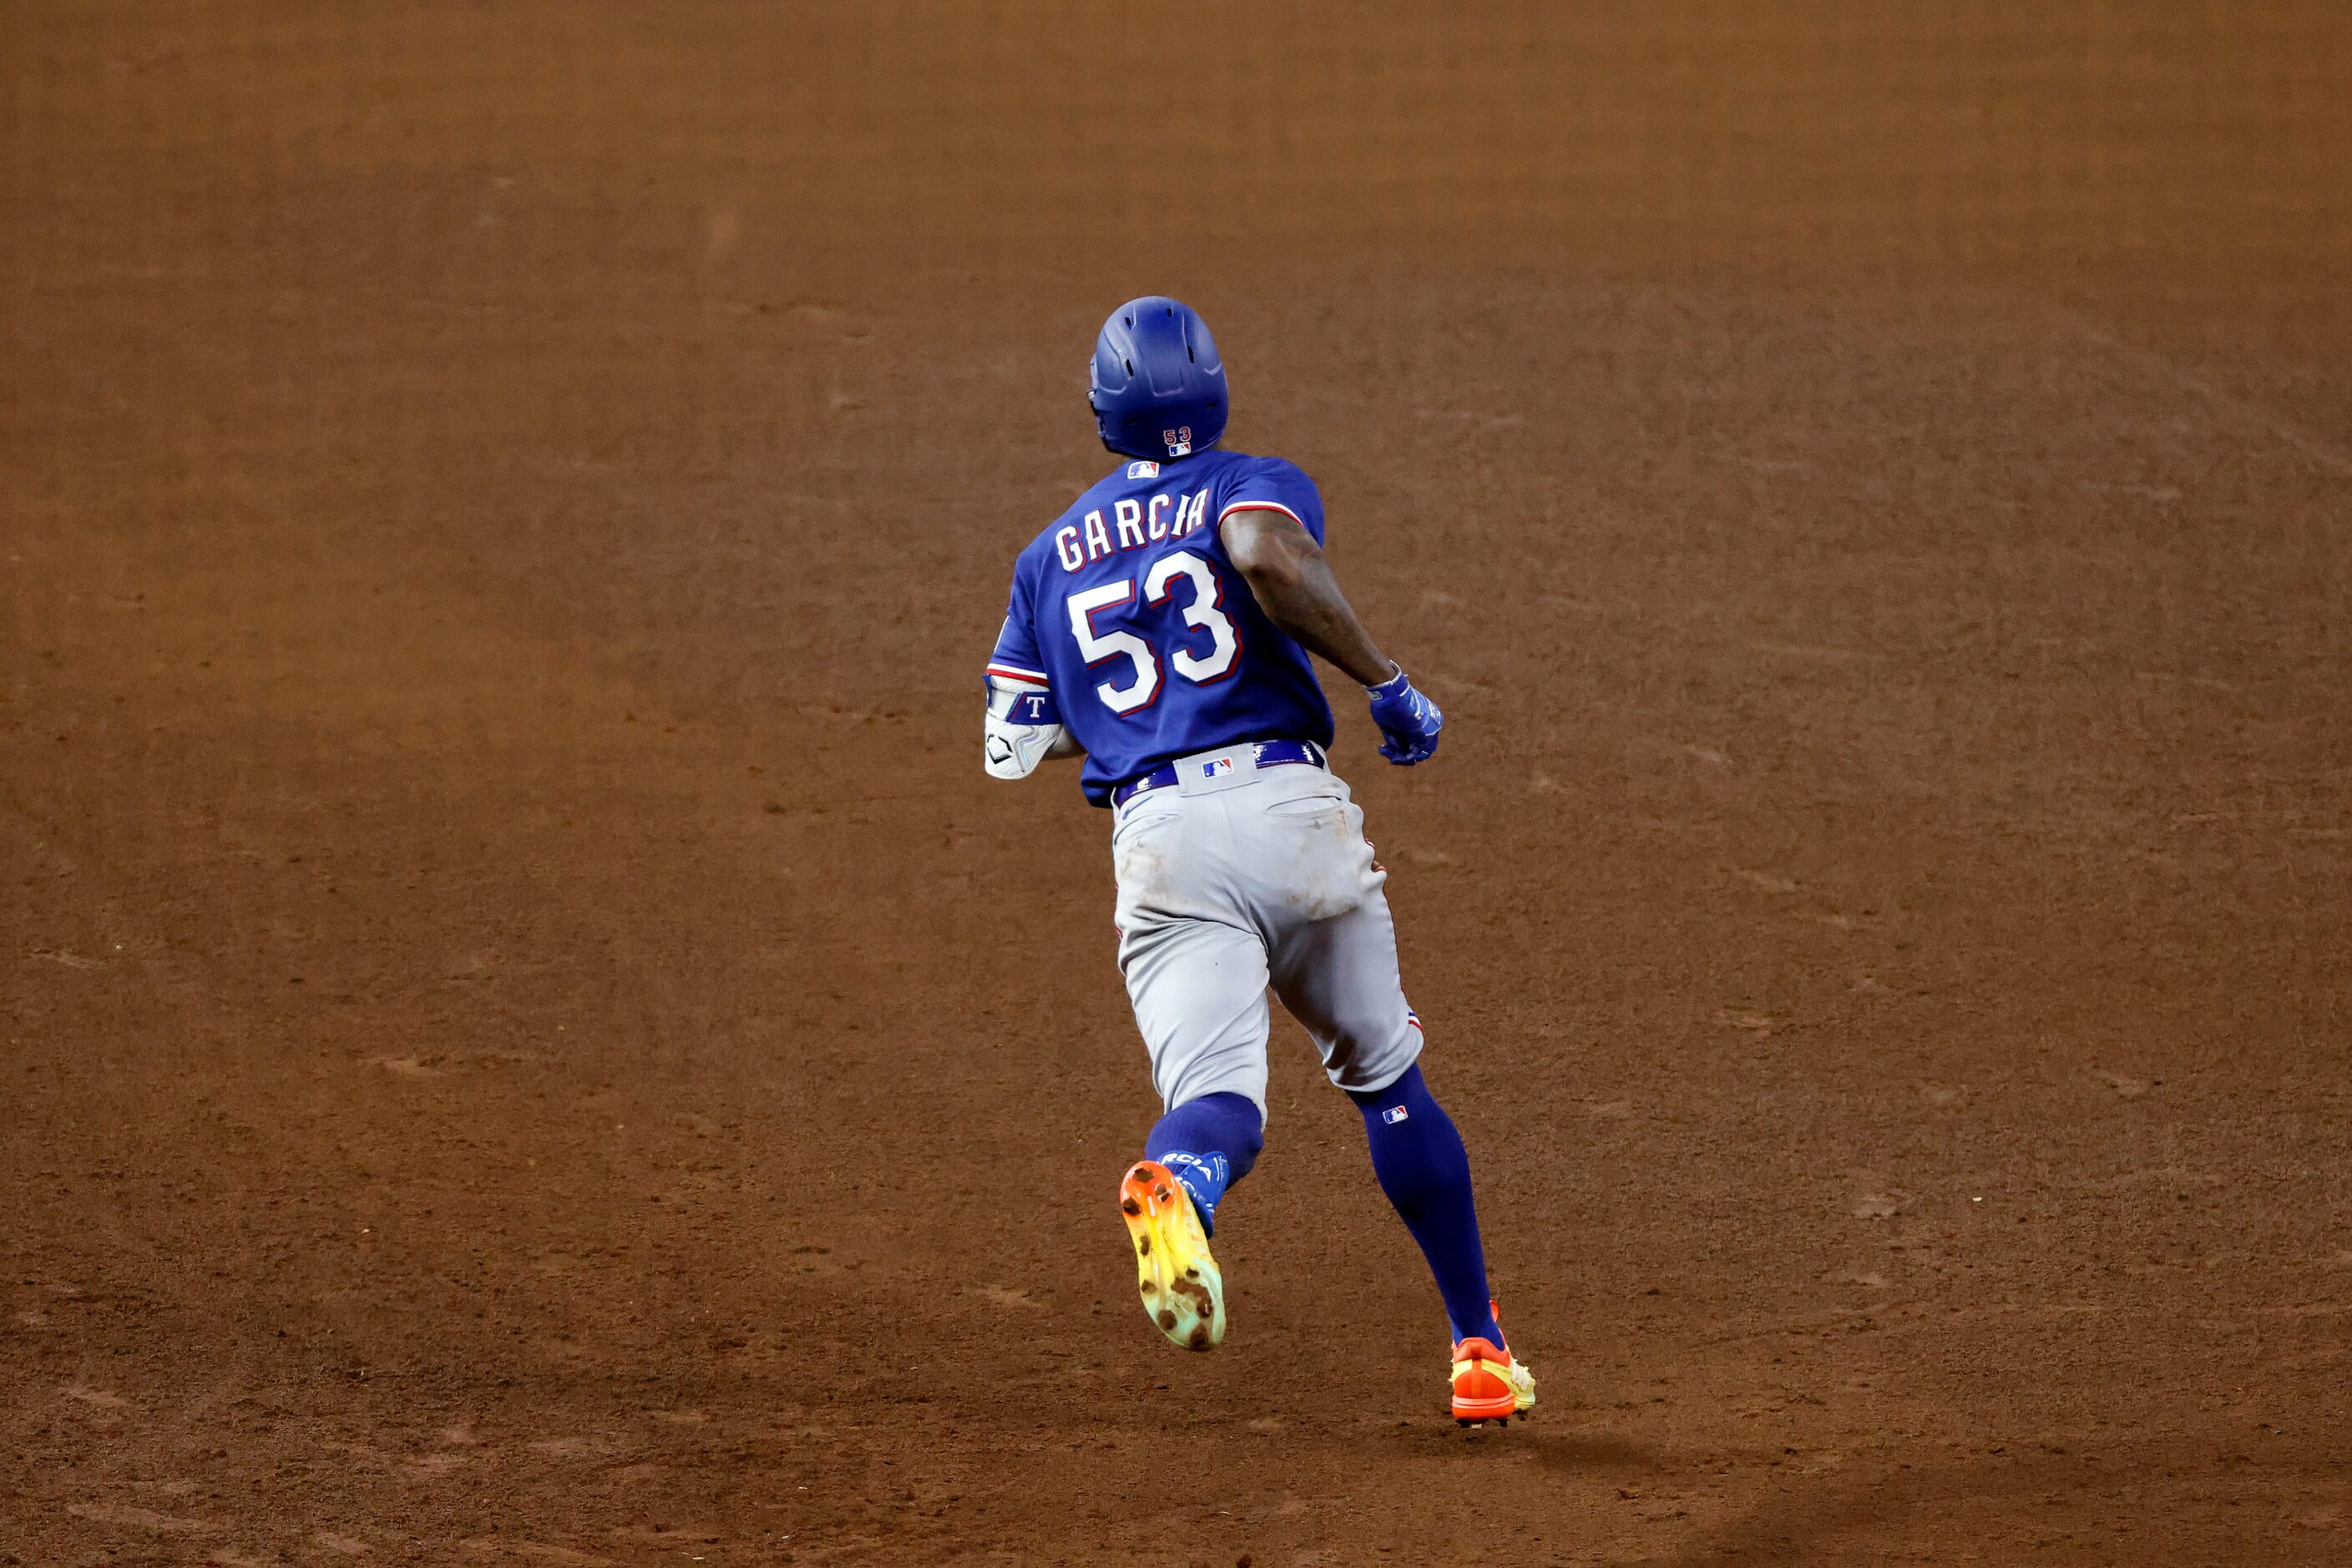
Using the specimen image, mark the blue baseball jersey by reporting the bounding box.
[988,448,1335,805]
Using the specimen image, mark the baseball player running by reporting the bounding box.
[983,298,1534,1424]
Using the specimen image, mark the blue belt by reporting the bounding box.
[1110,740,1328,808]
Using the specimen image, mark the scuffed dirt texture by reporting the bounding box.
[5,3,2349,1564]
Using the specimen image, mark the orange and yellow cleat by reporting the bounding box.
[1450,1302,1536,1425]
[1118,1160,1226,1352]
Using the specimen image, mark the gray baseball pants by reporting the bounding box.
[1110,743,1424,1119]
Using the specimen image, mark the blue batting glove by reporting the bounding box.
[1365,665,1444,765]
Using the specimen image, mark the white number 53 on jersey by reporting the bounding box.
[1065,553,1241,715]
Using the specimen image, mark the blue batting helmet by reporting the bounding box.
[1088,296,1227,462]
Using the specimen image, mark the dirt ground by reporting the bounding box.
[5,3,2349,1564]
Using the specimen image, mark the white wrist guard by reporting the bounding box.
[983,672,1066,779]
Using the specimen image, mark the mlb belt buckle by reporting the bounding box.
[1112,739,1326,807]
[1178,749,1257,797]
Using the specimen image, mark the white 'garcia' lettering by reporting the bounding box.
[1055,489,1211,572]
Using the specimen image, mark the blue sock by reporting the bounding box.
[1348,1064,1505,1347]
[1145,1092,1264,1237]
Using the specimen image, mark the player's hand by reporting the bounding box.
[1365,665,1444,765]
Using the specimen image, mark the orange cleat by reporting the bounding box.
[1450,1301,1536,1425]
[1118,1160,1226,1352]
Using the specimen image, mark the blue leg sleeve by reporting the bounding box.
[1144,1091,1264,1237]
[1348,1064,1505,1346]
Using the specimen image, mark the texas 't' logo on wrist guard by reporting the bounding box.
[983,670,1067,780]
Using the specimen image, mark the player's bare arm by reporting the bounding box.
[1220,507,1395,687]
[1224,505,1448,767]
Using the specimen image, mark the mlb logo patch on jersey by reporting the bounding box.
[1125,460,1161,479]
[1199,756,1236,779]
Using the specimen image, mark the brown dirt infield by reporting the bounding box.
[5,4,2349,1563]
